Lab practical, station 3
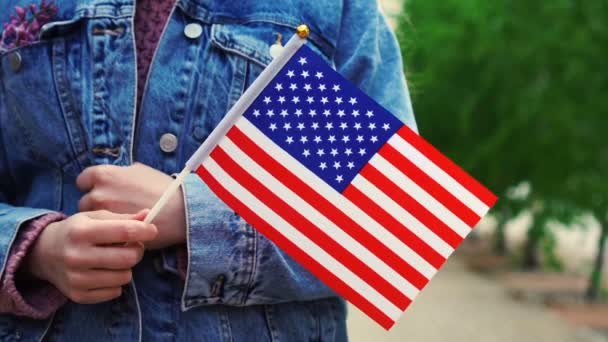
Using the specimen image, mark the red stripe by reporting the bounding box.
[343,184,446,269]
[227,126,429,289]
[210,146,411,310]
[359,164,463,248]
[379,144,481,227]
[197,165,399,330]
[397,126,498,207]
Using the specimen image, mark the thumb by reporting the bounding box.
[131,209,150,221]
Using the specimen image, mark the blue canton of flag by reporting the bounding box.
[243,45,402,192]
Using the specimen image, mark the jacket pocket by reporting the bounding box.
[0,22,88,169]
[0,18,88,210]
[188,21,334,145]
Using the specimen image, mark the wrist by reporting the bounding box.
[165,189,187,246]
[146,188,187,250]
[173,186,187,244]
[24,222,56,282]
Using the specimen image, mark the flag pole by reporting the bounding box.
[143,25,310,225]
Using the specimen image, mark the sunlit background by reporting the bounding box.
[346,1,608,341]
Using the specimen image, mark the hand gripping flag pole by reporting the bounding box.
[143,25,311,225]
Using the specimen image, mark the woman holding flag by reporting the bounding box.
[0,0,416,340]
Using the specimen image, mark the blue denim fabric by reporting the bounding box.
[0,0,416,340]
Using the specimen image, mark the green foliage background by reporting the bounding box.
[396,0,608,210]
[396,0,608,295]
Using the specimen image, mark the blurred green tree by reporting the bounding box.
[397,0,608,299]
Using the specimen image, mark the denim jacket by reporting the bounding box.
[0,0,416,340]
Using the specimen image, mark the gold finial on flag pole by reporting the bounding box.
[296,24,310,39]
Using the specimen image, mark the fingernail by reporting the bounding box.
[131,209,149,219]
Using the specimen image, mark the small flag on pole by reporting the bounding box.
[165,28,498,330]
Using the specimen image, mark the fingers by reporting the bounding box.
[131,209,149,222]
[70,287,123,305]
[79,192,136,214]
[83,209,133,220]
[72,218,157,245]
[75,167,94,192]
[76,165,119,192]
[84,209,147,221]
[94,220,157,244]
[78,191,106,213]
[67,269,133,290]
[66,245,145,270]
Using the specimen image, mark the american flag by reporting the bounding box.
[190,40,497,329]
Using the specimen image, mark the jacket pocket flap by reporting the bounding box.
[211,23,333,68]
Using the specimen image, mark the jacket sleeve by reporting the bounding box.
[179,1,417,308]
[0,213,67,319]
[0,87,67,319]
[0,197,65,319]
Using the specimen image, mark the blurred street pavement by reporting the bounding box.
[346,258,605,342]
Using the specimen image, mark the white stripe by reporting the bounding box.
[352,176,454,258]
[203,158,403,320]
[370,155,471,237]
[235,118,436,278]
[219,137,420,300]
[388,135,490,216]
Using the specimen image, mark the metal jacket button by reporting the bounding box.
[160,133,178,153]
[184,23,203,39]
[8,52,22,72]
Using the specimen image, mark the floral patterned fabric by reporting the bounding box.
[0,0,58,51]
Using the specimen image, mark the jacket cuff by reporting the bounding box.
[179,173,256,309]
[0,212,67,319]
